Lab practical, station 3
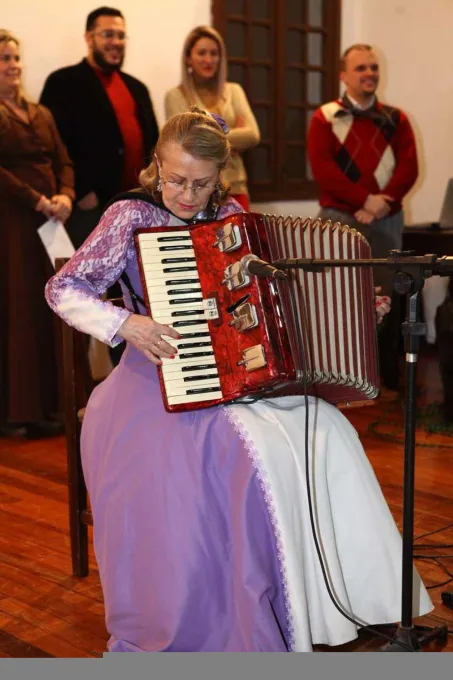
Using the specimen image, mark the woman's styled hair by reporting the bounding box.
[0,30,22,128]
[139,107,231,202]
[0,28,19,50]
[180,25,227,105]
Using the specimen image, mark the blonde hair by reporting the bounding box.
[180,25,227,106]
[139,107,231,202]
[0,30,22,129]
[0,28,19,50]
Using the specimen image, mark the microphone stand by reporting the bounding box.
[272,249,450,652]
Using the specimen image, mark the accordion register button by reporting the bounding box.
[237,344,267,371]
[213,223,243,253]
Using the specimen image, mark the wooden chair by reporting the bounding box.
[55,258,126,577]
[56,257,93,577]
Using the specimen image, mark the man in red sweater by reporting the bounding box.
[307,44,418,390]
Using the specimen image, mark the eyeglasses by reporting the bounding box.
[92,30,128,41]
[160,172,217,196]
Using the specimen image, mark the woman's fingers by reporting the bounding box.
[158,323,181,340]
[143,347,161,365]
[156,337,177,357]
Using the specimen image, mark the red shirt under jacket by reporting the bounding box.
[96,69,145,191]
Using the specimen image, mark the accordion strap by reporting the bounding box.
[119,270,145,315]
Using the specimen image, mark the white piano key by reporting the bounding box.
[143,273,199,286]
[145,282,202,295]
[161,358,217,375]
[160,337,211,350]
[165,322,210,334]
[144,290,203,304]
[151,312,207,325]
[160,349,214,366]
[141,246,196,256]
[138,252,196,265]
[167,391,223,406]
[163,368,219,383]
[163,377,221,397]
[138,230,191,241]
[150,298,203,310]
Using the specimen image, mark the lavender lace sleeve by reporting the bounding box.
[45,197,244,346]
[45,200,161,347]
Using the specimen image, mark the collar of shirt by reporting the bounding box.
[344,94,376,111]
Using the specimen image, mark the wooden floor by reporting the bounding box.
[0,353,452,656]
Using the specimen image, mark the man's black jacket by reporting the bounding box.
[40,59,159,206]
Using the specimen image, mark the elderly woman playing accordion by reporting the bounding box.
[45,108,430,653]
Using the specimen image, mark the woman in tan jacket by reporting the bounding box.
[165,26,260,210]
[0,30,75,438]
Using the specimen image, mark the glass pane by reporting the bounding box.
[226,21,246,58]
[308,0,323,26]
[250,66,270,100]
[306,108,316,135]
[254,105,270,138]
[287,0,304,23]
[306,109,315,178]
[285,145,305,180]
[307,33,323,66]
[226,0,245,15]
[286,29,304,63]
[252,25,270,60]
[228,62,247,88]
[307,71,322,104]
[249,145,272,182]
[251,0,271,20]
[286,109,305,142]
[286,68,304,102]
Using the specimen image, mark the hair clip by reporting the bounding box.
[209,113,229,134]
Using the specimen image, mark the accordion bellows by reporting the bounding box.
[135,213,379,412]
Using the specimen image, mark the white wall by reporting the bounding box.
[2,0,210,126]
[3,0,453,223]
[255,0,453,223]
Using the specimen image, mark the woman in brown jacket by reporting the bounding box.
[0,30,75,438]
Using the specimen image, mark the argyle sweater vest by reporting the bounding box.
[307,98,418,216]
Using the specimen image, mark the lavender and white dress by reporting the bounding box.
[45,197,432,652]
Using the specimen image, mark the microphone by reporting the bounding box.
[240,254,287,280]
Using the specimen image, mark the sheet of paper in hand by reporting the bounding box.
[38,218,75,269]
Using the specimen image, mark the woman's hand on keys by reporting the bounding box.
[117,314,181,365]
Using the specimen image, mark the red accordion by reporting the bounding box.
[135,212,379,412]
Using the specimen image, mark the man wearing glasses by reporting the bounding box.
[40,6,159,249]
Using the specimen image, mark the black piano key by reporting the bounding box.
[179,351,214,359]
[186,386,221,395]
[169,297,203,305]
[183,373,218,382]
[178,332,210,339]
[165,278,199,285]
[178,341,212,349]
[161,257,196,263]
[167,287,201,295]
[171,310,204,317]
[157,236,192,242]
[172,320,208,327]
[159,245,193,251]
[181,363,216,372]
[162,266,198,273]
